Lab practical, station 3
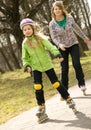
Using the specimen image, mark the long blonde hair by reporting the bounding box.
[25,24,45,48]
[51,1,68,19]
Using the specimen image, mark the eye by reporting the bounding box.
[28,28,31,30]
[54,7,61,11]
[23,28,27,31]
[54,8,57,10]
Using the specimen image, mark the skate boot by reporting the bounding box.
[80,85,86,96]
[36,104,48,123]
[66,97,77,114]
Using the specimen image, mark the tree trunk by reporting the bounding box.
[6,34,21,69]
[0,48,13,71]
[80,0,91,38]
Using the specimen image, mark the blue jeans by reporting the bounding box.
[59,44,85,90]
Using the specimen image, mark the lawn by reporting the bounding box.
[0,50,91,124]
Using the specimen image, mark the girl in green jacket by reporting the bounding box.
[20,18,77,123]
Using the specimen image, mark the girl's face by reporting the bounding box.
[53,5,63,16]
[22,24,33,37]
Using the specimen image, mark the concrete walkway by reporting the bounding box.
[0,79,91,130]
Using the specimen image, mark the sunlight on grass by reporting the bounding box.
[0,50,91,124]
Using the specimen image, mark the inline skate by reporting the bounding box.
[80,85,86,96]
[66,97,78,114]
[36,105,48,123]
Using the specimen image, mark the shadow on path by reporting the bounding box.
[43,111,91,130]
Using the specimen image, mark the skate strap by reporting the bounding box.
[66,97,72,102]
[39,104,45,108]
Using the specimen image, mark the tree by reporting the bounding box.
[63,0,91,56]
[0,0,91,71]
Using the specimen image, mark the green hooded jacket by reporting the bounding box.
[22,35,61,72]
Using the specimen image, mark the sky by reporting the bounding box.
[88,0,91,11]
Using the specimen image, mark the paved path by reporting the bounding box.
[0,79,91,130]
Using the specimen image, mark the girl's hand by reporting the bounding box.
[59,57,64,62]
[84,38,90,44]
[59,44,66,51]
[27,67,32,73]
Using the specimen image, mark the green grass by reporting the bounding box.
[0,50,91,124]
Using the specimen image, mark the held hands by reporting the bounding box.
[84,38,90,44]
[59,44,66,51]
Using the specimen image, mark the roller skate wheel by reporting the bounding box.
[83,90,86,96]
[37,114,48,123]
[72,108,78,114]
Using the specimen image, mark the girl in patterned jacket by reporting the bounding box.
[20,18,77,123]
[49,1,90,95]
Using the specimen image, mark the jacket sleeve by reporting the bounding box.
[49,22,61,47]
[22,43,31,69]
[71,16,87,39]
[42,39,62,58]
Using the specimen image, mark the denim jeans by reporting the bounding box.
[59,44,85,90]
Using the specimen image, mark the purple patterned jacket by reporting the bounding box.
[49,16,87,48]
